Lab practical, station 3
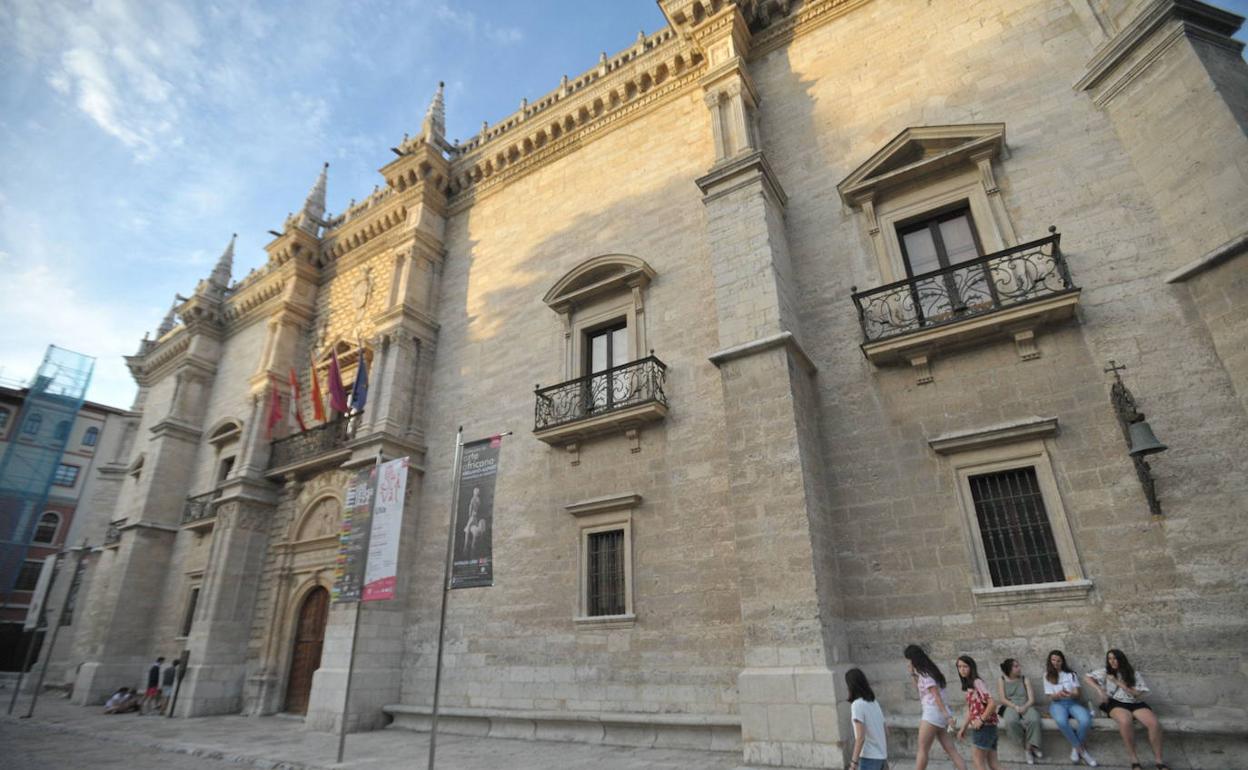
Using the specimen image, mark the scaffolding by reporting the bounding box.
[0,346,95,601]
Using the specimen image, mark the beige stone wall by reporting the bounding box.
[759,0,1248,723]
[399,85,747,718]
[1185,254,1248,415]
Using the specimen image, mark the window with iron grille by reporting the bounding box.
[586,529,626,617]
[15,560,43,592]
[969,467,1064,587]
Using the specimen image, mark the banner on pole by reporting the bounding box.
[363,457,408,602]
[23,555,57,631]
[451,436,502,589]
[332,467,376,604]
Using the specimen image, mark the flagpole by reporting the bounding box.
[337,446,384,765]
[427,426,463,770]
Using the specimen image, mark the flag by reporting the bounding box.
[288,367,308,432]
[328,349,348,413]
[309,358,326,422]
[350,342,369,413]
[265,382,283,439]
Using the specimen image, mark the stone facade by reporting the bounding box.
[70,1,1248,767]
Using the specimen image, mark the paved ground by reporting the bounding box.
[0,695,1069,770]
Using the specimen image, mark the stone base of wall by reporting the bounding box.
[175,662,246,717]
[887,715,1247,769]
[73,660,144,706]
[383,704,741,752]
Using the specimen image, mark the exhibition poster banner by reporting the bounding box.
[332,466,376,604]
[363,456,408,602]
[23,555,57,631]
[450,436,502,589]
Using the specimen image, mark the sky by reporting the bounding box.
[1,0,1247,409]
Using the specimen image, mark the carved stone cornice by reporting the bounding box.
[372,304,441,342]
[750,0,873,57]
[1075,0,1245,106]
[148,418,203,443]
[695,149,788,206]
[446,29,705,211]
[320,197,410,264]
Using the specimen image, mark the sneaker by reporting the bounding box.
[1080,748,1098,767]
[1032,748,1044,759]
[1026,751,1036,765]
[1071,748,1081,762]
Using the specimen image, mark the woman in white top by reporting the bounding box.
[845,668,887,770]
[1043,650,1097,767]
[904,644,967,770]
[1085,649,1170,770]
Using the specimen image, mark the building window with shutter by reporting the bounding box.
[180,586,201,637]
[15,560,43,591]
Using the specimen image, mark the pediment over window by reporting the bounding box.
[837,124,1006,206]
[543,255,656,315]
[314,338,373,372]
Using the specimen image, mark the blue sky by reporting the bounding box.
[1,0,1246,409]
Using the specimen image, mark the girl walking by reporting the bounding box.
[845,668,888,770]
[955,655,1002,770]
[1043,649,1097,766]
[903,644,967,770]
[997,658,1044,764]
[1085,649,1170,770]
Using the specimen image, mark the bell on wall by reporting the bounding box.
[1128,420,1168,456]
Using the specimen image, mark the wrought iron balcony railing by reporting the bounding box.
[535,356,668,432]
[851,233,1077,343]
[268,417,352,470]
[181,492,216,526]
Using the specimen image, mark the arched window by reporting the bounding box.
[23,413,42,435]
[82,426,99,447]
[54,420,71,441]
[33,512,60,544]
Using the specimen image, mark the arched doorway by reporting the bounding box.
[284,586,328,714]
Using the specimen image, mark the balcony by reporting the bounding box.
[181,492,216,530]
[268,418,352,472]
[851,233,1080,370]
[534,356,669,446]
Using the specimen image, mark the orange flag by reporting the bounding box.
[309,358,326,422]
[288,368,308,432]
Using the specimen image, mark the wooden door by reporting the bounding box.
[284,586,328,714]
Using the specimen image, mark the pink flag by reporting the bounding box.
[327,349,349,414]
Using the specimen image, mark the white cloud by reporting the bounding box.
[432,3,524,46]
[0,251,143,409]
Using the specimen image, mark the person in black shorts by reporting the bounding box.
[1085,649,1170,770]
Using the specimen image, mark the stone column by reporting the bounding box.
[175,488,276,716]
[74,358,212,704]
[694,6,850,768]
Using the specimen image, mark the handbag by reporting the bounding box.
[996,705,1008,718]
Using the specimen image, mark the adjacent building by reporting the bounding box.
[0,384,132,678]
[68,1,1248,767]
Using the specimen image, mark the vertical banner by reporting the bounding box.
[332,467,376,604]
[363,457,408,602]
[451,436,502,589]
[23,555,57,631]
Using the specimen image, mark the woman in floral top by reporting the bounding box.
[955,655,1003,770]
[1085,649,1170,770]
[904,644,968,770]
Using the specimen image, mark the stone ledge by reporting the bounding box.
[383,703,741,752]
[970,578,1093,607]
[885,712,1243,735]
[1165,229,1248,283]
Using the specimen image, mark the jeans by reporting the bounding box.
[1049,698,1091,748]
[857,758,886,770]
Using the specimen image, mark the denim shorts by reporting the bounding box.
[857,758,887,770]
[971,723,999,751]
